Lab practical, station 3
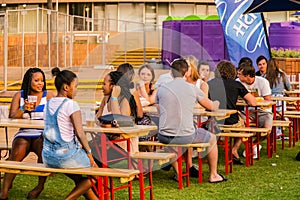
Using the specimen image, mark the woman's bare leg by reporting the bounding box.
[27,136,47,199]
[0,138,30,199]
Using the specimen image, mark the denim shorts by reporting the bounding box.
[42,141,90,169]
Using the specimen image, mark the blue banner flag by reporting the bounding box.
[215,0,270,69]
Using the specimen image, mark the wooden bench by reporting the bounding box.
[220,127,273,158]
[283,114,300,147]
[138,141,210,189]
[0,160,139,200]
[216,132,256,173]
[272,120,292,150]
[131,152,176,200]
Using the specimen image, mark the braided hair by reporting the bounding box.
[109,71,138,120]
[21,68,47,100]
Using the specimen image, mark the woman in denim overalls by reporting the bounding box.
[42,68,98,200]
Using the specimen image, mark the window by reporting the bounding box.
[119,3,143,32]
[171,3,194,17]
[69,3,92,31]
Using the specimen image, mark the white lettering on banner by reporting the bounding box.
[233,18,248,37]
[233,14,258,37]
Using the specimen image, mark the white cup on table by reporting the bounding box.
[0,105,9,120]
[292,75,296,83]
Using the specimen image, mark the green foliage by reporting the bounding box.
[271,48,300,58]
[4,141,300,199]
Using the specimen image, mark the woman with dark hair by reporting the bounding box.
[0,68,53,200]
[42,68,98,200]
[96,70,140,154]
[266,58,291,95]
[266,58,291,137]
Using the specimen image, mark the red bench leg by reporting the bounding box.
[197,151,203,183]
[177,147,183,189]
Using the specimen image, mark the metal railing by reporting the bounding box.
[0,7,162,93]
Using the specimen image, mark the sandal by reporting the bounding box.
[208,174,228,183]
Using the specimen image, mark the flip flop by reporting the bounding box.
[208,174,228,183]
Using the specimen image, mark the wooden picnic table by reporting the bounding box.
[236,100,276,127]
[271,96,300,115]
[0,118,157,200]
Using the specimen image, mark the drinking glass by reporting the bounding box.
[27,95,37,119]
[86,105,95,127]
[82,105,95,127]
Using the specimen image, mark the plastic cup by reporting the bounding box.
[27,95,37,111]
[82,105,95,127]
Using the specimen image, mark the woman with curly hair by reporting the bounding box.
[208,60,256,165]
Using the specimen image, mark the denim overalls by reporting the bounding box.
[42,98,90,168]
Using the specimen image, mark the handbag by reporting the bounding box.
[98,114,134,127]
[136,113,152,125]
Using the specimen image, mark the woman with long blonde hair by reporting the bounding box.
[184,55,209,96]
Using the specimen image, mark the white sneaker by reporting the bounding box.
[242,145,262,159]
[192,150,198,158]
[253,145,262,159]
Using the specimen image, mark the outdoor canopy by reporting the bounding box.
[244,0,300,13]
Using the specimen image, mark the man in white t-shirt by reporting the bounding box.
[236,62,273,158]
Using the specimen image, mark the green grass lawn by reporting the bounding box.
[3,141,300,200]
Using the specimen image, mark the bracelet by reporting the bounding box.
[86,149,92,154]
[111,97,118,101]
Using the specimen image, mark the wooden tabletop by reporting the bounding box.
[143,104,205,114]
[193,109,237,118]
[0,119,157,138]
[271,96,300,102]
[285,90,300,95]
[236,99,276,107]
[143,105,236,118]
[0,119,44,129]
[84,125,157,138]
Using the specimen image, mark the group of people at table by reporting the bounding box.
[0,54,292,199]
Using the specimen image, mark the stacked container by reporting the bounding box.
[269,22,300,50]
[162,15,228,69]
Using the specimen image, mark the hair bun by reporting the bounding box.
[51,67,60,77]
[129,82,134,89]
